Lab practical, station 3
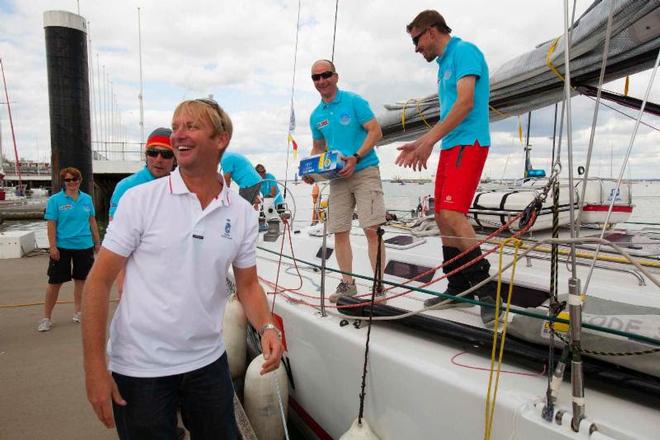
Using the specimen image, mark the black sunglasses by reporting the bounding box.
[195,98,226,131]
[311,71,335,82]
[146,149,175,159]
[63,177,79,182]
[412,27,429,47]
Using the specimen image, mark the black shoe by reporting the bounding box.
[176,426,186,440]
[461,248,503,325]
[425,247,474,308]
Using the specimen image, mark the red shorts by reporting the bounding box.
[434,141,489,214]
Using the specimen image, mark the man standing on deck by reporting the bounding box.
[305,59,386,303]
[82,98,283,439]
[396,10,499,324]
[108,127,176,299]
[220,151,262,205]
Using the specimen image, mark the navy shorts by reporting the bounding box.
[47,247,94,284]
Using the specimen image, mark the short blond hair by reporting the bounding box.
[172,99,233,142]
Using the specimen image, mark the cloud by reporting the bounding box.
[0,0,658,179]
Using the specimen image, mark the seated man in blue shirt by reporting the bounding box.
[255,163,284,208]
[220,151,262,205]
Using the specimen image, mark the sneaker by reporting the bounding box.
[72,312,81,323]
[37,318,52,332]
[373,284,387,304]
[329,281,357,303]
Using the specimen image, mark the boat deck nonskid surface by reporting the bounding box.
[256,224,660,439]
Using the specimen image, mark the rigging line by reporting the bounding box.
[582,47,660,296]
[283,0,302,200]
[357,227,384,425]
[331,0,339,62]
[581,94,659,133]
[575,1,614,233]
[563,0,579,279]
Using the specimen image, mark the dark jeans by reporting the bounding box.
[112,353,237,440]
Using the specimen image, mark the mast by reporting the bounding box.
[137,7,145,147]
[0,57,23,191]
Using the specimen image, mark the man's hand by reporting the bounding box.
[395,138,434,171]
[260,329,284,375]
[85,365,126,428]
[49,246,60,261]
[338,154,358,179]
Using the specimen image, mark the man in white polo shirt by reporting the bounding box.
[82,98,282,439]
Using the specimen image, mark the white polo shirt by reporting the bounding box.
[103,168,258,377]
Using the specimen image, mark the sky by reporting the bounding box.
[0,0,658,180]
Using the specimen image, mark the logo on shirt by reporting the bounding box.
[445,195,453,202]
[317,119,329,129]
[58,204,73,211]
[339,112,351,125]
[444,69,452,80]
[222,219,232,239]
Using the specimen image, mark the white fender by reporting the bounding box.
[244,354,289,440]
[223,293,247,380]
[339,418,380,440]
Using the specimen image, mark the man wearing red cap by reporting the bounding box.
[108,127,177,299]
[108,127,176,219]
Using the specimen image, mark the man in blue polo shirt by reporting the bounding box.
[109,127,176,220]
[108,127,176,301]
[396,10,499,324]
[220,151,262,205]
[306,59,386,303]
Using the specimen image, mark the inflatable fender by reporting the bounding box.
[244,354,289,440]
[339,418,380,440]
[224,278,247,380]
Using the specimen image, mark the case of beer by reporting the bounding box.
[298,150,345,181]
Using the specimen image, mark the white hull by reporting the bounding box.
[255,223,660,439]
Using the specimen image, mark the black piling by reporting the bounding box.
[43,11,93,196]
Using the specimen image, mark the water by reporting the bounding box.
[2,181,660,247]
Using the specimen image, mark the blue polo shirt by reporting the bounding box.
[309,89,379,172]
[220,152,262,188]
[109,166,155,217]
[44,190,95,249]
[436,36,490,149]
[260,172,284,205]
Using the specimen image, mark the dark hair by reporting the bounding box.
[407,10,452,34]
[255,164,266,173]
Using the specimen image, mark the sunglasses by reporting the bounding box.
[195,98,227,132]
[311,71,335,82]
[63,177,79,183]
[146,149,175,159]
[412,27,429,47]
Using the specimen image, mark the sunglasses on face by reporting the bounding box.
[412,27,429,47]
[311,71,335,82]
[146,149,175,159]
[63,177,79,183]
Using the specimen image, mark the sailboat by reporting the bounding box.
[248,1,660,438]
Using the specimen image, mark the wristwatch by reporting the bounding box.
[258,323,282,339]
[352,153,361,163]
